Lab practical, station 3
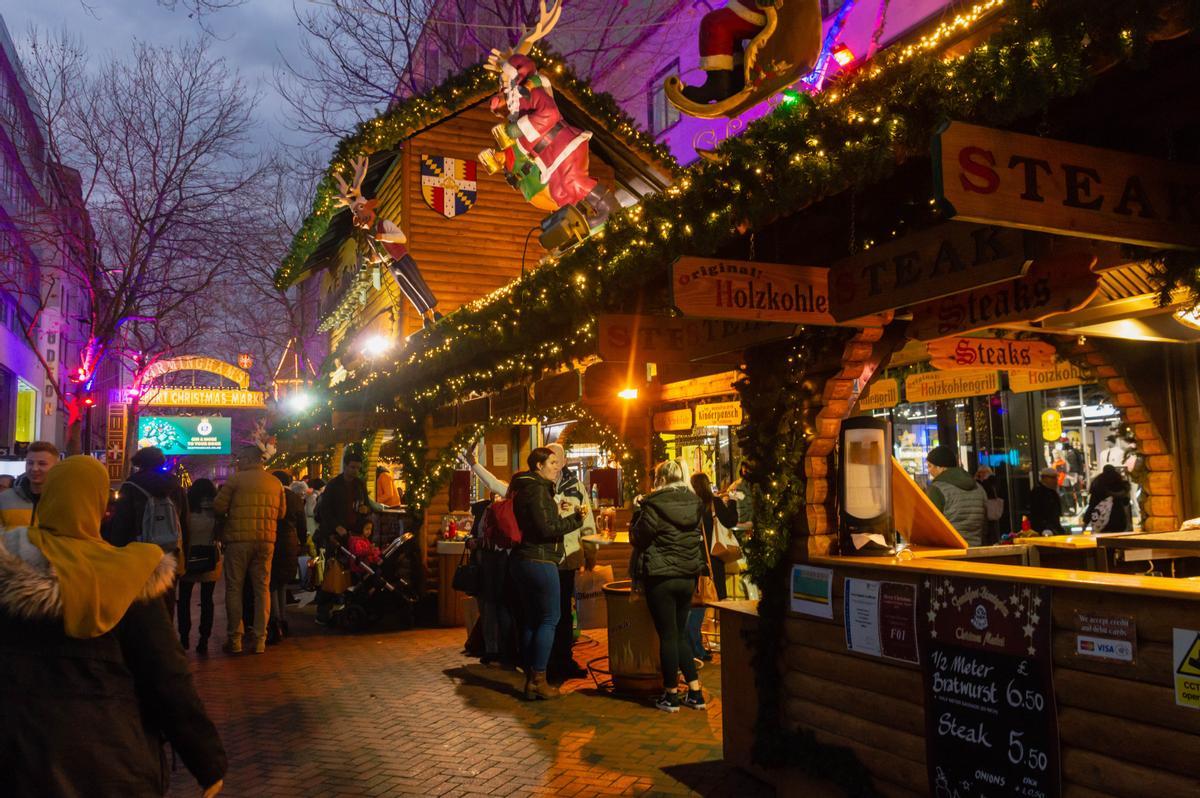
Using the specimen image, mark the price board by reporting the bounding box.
[918,575,1059,798]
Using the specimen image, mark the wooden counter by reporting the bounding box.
[774,551,1200,797]
[436,541,467,627]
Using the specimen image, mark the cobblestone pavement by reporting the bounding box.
[168,595,772,798]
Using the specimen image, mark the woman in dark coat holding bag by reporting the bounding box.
[509,447,587,701]
[0,456,226,797]
[179,478,222,654]
[630,460,708,713]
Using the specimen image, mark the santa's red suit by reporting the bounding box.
[490,54,597,209]
[698,0,768,71]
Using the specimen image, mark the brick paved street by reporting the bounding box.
[168,596,772,798]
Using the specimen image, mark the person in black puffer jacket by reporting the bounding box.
[630,459,708,713]
[509,447,586,701]
[0,456,226,797]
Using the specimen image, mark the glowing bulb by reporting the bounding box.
[618,388,639,400]
[362,335,392,357]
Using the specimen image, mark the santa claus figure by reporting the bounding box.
[685,0,775,104]
[487,53,614,226]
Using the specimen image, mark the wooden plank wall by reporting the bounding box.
[781,566,1200,797]
[401,102,617,337]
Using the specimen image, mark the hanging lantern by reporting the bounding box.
[831,43,856,68]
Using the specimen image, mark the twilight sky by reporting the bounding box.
[8,0,309,149]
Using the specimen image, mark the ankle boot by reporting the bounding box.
[196,636,208,655]
[180,632,190,651]
[581,186,617,228]
[681,69,734,104]
[266,620,281,645]
[525,671,561,701]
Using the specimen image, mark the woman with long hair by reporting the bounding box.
[508,447,587,700]
[179,478,222,654]
[631,460,708,712]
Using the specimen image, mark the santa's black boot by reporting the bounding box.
[681,69,734,104]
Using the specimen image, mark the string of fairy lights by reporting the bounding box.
[278,0,1163,448]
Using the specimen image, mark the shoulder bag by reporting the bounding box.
[692,523,720,608]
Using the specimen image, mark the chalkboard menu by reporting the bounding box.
[918,576,1059,798]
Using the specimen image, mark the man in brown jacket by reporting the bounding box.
[214,445,286,654]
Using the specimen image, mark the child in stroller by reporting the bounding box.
[330,521,423,631]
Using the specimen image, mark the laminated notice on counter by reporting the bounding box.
[844,578,918,663]
[790,565,833,619]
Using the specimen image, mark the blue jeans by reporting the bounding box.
[686,607,707,658]
[510,558,561,673]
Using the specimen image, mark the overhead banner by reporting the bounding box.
[829,222,1032,321]
[694,401,743,427]
[139,387,266,409]
[908,252,1099,341]
[905,370,999,403]
[136,416,232,456]
[652,408,694,432]
[597,314,793,364]
[1009,359,1094,393]
[927,338,1058,371]
[935,120,1200,250]
[672,257,837,325]
[857,378,899,411]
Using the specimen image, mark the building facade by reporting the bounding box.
[0,15,95,463]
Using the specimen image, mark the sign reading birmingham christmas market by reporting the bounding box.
[934,121,1200,250]
[671,257,836,324]
[919,575,1060,798]
[137,416,232,456]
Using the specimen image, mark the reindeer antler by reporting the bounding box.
[486,0,562,72]
[333,155,370,208]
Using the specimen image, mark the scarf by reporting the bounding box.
[27,456,164,639]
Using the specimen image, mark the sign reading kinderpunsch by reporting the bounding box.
[672,257,836,324]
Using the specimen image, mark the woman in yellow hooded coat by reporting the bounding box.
[0,456,226,797]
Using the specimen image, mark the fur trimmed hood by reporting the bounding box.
[0,528,176,624]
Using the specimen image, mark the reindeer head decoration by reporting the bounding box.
[333,155,380,230]
[485,0,562,111]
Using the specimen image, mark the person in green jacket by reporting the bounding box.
[925,445,987,547]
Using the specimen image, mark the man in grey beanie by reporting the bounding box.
[925,445,986,546]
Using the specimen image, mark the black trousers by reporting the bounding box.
[645,575,699,689]
[549,568,577,673]
[178,580,215,640]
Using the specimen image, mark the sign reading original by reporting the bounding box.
[694,401,743,427]
[672,257,835,324]
[652,408,694,432]
[935,121,1200,250]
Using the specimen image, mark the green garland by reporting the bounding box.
[387,402,644,535]
[274,46,677,290]
[299,0,1197,424]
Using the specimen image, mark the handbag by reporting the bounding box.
[184,544,219,576]
[984,496,1005,522]
[451,549,482,596]
[710,515,743,563]
[692,524,720,608]
[321,557,352,594]
[1090,496,1114,531]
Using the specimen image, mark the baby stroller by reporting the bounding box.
[332,531,423,631]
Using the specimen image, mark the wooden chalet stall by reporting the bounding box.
[705,8,1200,796]
[272,63,673,622]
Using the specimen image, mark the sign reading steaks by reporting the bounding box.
[672,257,836,324]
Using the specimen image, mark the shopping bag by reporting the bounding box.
[452,550,482,595]
[711,516,743,563]
[320,557,351,594]
[692,575,720,607]
[574,565,614,629]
